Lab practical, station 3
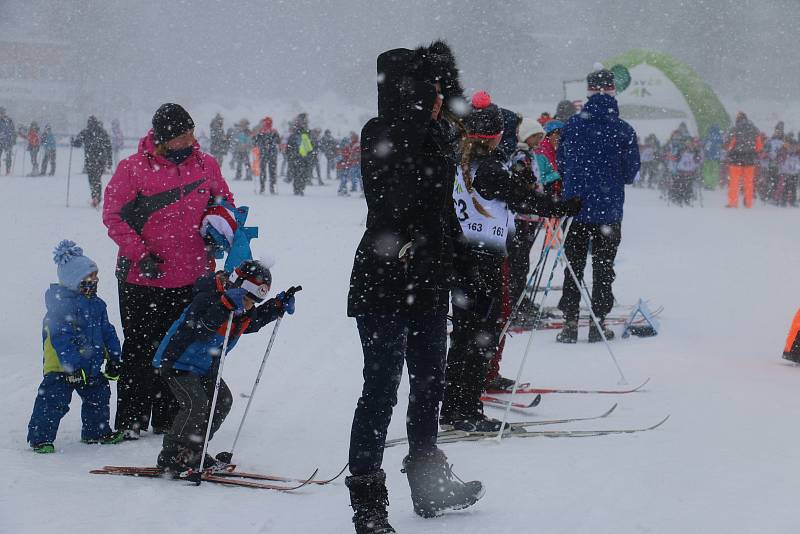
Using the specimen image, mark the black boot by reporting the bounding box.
[402,448,484,518]
[588,319,615,343]
[556,319,578,343]
[345,470,395,534]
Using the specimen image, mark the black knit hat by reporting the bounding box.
[152,103,195,145]
[587,69,616,92]
[464,91,504,139]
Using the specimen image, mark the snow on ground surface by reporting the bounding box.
[1,144,798,534]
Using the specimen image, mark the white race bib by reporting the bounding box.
[453,166,512,254]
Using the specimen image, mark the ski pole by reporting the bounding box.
[217,285,302,465]
[496,217,573,442]
[195,311,235,484]
[65,140,73,207]
[558,246,628,385]
[498,219,547,341]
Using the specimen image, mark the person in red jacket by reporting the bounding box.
[102,103,234,439]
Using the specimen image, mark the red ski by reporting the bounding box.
[491,377,650,396]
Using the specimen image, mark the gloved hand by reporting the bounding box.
[138,254,164,280]
[275,291,295,315]
[224,287,249,316]
[556,197,582,217]
[103,359,122,381]
[64,369,87,386]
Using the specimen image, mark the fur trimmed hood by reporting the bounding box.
[375,40,465,118]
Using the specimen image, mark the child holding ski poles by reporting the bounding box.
[151,259,297,473]
[442,93,580,432]
[27,240,125,453]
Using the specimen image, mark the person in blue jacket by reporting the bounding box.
[27,241,124,453]
[39,124,57,176]
[152,259,296,472]
[555,68,640,343]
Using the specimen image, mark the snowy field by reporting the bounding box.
[1,144,798,534]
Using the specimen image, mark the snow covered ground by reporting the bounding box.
[1,144,798,534]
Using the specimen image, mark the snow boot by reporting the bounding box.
[344,470,395,534]
[157,447,202,474]
[121,429,140,441]
[556,319,578,343]
[81,430,124,445]
[588,320,615,343]
[32,442,55,454]
[440,412,510,433]
[401,448,484,518]
[484,375,516,392]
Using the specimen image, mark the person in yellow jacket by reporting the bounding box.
[287,113,314,196]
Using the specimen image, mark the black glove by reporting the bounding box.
[64,369,87,386]
[103,359,122,381]
[138,254,164,280]
[556,197,582,217]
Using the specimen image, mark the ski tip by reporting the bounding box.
[605,403,619,417]
[650,414,670,430]
[531,394,543,407]
[636,377,651,391]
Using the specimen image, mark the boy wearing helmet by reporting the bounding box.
[152,260,295,472]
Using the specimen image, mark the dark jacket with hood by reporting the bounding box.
[73,117,113,173]
[725,115,761,166]
[347,42,464,318]
[557,93,640,225]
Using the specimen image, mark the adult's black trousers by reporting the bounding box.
[115,281,193,433]
[348,313,447,475]
[557,222,621,321]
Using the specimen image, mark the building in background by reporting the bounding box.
[0,34,76,132]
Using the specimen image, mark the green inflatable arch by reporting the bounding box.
[604,49,730,137]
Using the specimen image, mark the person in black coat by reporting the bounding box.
[72,116,112,207]
[344,41,484,534]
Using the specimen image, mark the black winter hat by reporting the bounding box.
[587,69,616,92]
[464,91,504,139]
[152,103,195,145]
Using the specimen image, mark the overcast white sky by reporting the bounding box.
[2,0,798,114]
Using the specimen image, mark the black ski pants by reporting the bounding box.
[0,144,12,173]
[558,222,622,321]
[160,370,232,455]
[507,219,541,308]
[258,154,277,192]
[442,251,504,419]
[115,281,193,432]
[40,148,55,175]
[348,313,447,475]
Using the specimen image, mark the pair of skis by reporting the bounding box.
[385,400,668,447]
[511,306,664,333]
[90,463,348,491]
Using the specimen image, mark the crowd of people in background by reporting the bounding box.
[2,103,795,210]
[206,111,362,196]
[636,115,799,208]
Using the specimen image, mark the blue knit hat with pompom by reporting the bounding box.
[53,240,98,290]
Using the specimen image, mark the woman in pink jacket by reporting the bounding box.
[103,103,234,439]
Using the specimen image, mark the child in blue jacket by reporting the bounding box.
[152,259,296,472]
[27,241,124,453]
